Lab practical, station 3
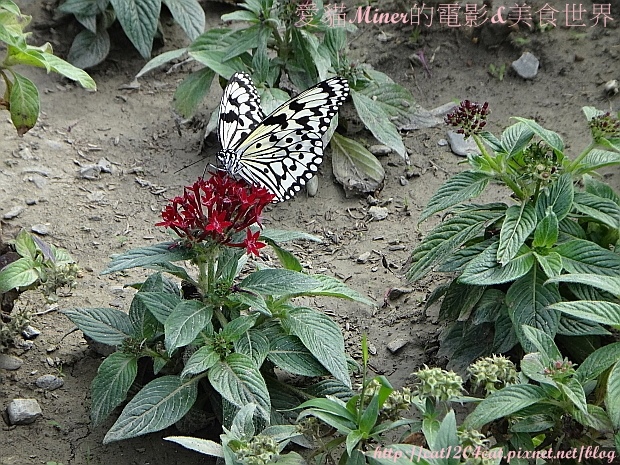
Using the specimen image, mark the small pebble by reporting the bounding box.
[386,338,409,354]
[437,138,448,147]
[31,224,49,235]
[388,245,406,251]
[46,356,55,367]
[399,176,409,186]
[17,147,34,160]
[98,158,112,173]
[604,79,618,96]
[368,206,389,221]
[25,199,37,206]
[15,340,34,350]
[7,399,42,425]
[447,131,479,157]
[21,325,41,340]
[356,251,372,264]
[306,176,319,197]
[512,51,539,79]
[3,206,24,220]
[80,164,102,180]
[0,354,24,370]
[387,288,413,300]
[369,145,392,157]
[35,374,64,391]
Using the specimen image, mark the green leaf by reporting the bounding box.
[575,149,620,175]
[546,273,620,295]
[9,71,39,135]
[0,257,38,292]
[62,307,133,345]
[512,117,564,152]
[573,192,620,229]
[103,375,198,443]
[439,281,485,322]
[287,28,318,89]
[554,239,620,276]
[521,325,562,362]
[67,27,110,69]
[497,203,537,265]
[75,13,97,33]
[607,361,620,429]
[221,24,262,62]
[14,229,36,259]
[559,378,587,413]
[534,252,562,278]
[136,48,187,78]
[91,352,138,426]
[162,0,204,40]
[419,171,491,223]
[549,300,620,326]
[407,207,506,282]
[557,313,610,337]
[41,52,97,89]
[282,307,350,387]
[576,342,620,382]
[464,384,548,430]
[102,242,188,274]
[0,0,23,16]
[350,90,406,158]
[500,122,534,157]
[532,210,558,249]
[558,218,586,240]
[181,345,219,378]
[188,27,235,52]
[505,267,561,353]
[209,353,271,419]
[330,132,386,196]
[228,292,271,317]
[267,332,329,377]
[173,67,215,118]
[234,329,269,368]
[356,81,419,131]
[300,274,374,306]
[57,0,109,16]
[109,0,160,58]
[220,10,258,22]
[264,241,302,272]
[188,50,244,79]
[494,308,518,352]
[221,313,259,342]
[239,269,320,295]
[164,301,212,352]
[583,175,620,205]
[535,174,573,221]
[571,404,613,432]
[164,436,223,458]
[134,291,182,324]
[460,242,534,286]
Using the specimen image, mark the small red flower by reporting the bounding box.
[156,172,275,252]
[445,100,490,138]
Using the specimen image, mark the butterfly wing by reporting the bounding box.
[218,72,266,151]
[233,77,349,201]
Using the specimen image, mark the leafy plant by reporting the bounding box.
[407,103,620,372]
[0,230,79,300]
[296,335,415,464]
[0,0,96,134]
[56,0,205,69]
[488,63,506,81]
[62,172,372,443]
[136,0,424,195]
[167,403,306,465]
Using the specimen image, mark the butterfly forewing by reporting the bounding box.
[218,72,266,151]
[217,72,349,201]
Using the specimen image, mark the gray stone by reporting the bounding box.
[447,131,479,157]
[369,145,392,157]
[399,176,409,186]
[305,176,319,197]
[35,374,64,390]
[512,52,539,79]
[31,224,49,235]
[97,158,112,173]
[356,251,372,264]
[437,138,448,147]
[3,206,24,220]
[7,398,42,425]
[368,206,389,221]
[21,325,41,339]
[386,338,409,354]
[0,354,23,370]
[80,164,102,180]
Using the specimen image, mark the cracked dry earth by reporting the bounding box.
[1,0,620,463]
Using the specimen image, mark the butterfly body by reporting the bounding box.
[216,72,349,202]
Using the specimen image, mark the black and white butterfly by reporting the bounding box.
[216,72,349,202]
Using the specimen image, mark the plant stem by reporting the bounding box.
[566,141,595,172]
[473,135,526,200]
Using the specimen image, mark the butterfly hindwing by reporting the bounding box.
[218,72,265,151]
[217,72,349,201]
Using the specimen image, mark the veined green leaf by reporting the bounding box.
[554,239,620,276]
[163,0,204,40]
[330,132,385,196]
[300,273,375,306]
[40,50,97,89]
[134,291,182,324]
[221,313,259,342]
[546,274,620,296]
[109,0,160,59]
[558,217,586,240]
[534,251,562,278]
[465,384,548,430]
[164,301,212,352]
[228,292,271,317]
[576,342,620,382]
[173,67,215,118]
[240,269,320,295]
[350,90,406,158]
[67,27,110,69]
[0,257,38,292]
[549,300,620,326]
[181,345,219,378]
[575,149,620,175]
[521,325,562,362]
[102,242,188,274]
[571,404,613,432]
[512,117,564,152]
[165,437,223,457]
[136,48,187,78]
[535,173,573,221]
[460,242,534,285]
[62,307,132,345]
[419,171,491,223]
[188,28,235,52]
[583,175,620,205]
[500,122,534,157]
[57,0,109,16]
[532,210,558,249]
[505,267,561,352]
[559,378,587,414]
[264,241,302,272]
[573,192,620,229]
[557,313,610,337]
[91,352,138,426]
[497,203,537,265]
[221,24,262,62]
[188,49,244,79]
[103,375,198,443]
[208,353,271,419]
[234,329,269,368]
[268,332,329,377]
[9,71,39,135]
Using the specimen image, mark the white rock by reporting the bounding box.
[0,354,23,370]
[512,52,539,79]
[7,399,42,425]
[447,131,479,157]
[368,206,389,221]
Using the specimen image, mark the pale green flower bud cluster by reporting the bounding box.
[235,435,279,465]
[42,262,79,300]
[380,386,413,421]
[413,366,463,401]
[468,355,518,393]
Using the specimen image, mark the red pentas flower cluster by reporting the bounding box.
[445,100,490,138]
[156,172,275,256]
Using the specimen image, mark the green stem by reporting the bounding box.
[566,141,595,172]
[473,135,526,200]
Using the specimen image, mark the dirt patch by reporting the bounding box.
[1,1,619,464]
